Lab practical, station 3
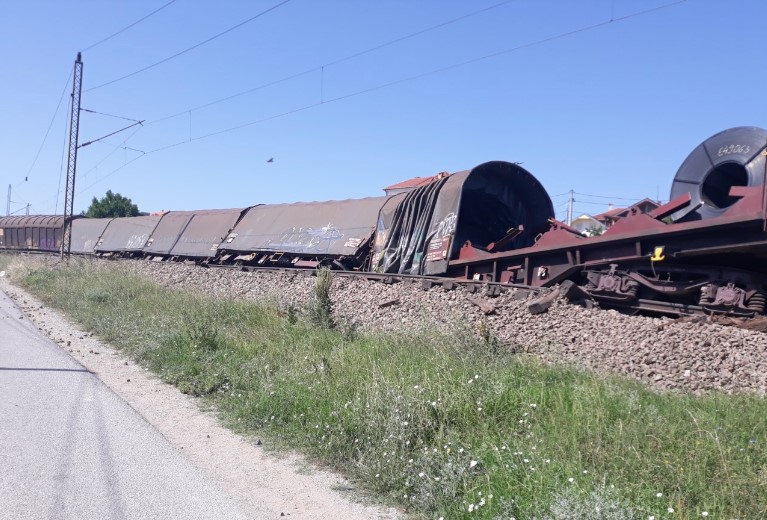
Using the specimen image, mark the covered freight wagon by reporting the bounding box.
[95,215,161,255]
[0,215,66,252]
[219,197,393,268]
[70,217,113,254]
[144,208,247,259]
[374,161,554,275]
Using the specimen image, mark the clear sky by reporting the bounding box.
[2,0,765,220]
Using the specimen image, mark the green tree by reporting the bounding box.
[584,225,605,237]
[84,190,140,218]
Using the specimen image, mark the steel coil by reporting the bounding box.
[669,127,767,221]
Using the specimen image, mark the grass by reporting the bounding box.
[4,254,767,519]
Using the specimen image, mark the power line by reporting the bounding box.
[79,121,145,149]
[573,200,623,207]
[323,0,520,69]
[55,95,73,214]
[69,0,689,201]
[36,125,146,215]
[80,126,146,182]
[574,191,654,201]
[82,0,179,52]
[148,0,520,126]
[76,152,146,198]
[20,71,71,186]
[86,0,293,91]
[81,108,143,122]
[145,0,689,147]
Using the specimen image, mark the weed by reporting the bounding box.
[308,267,334,329]
[535,486,638,520]
[183,317,224,352]
[478,317,502,355]
[286,304,299,325]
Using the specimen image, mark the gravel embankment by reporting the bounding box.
[114,260,767,396]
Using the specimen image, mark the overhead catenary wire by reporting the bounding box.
[147,0,521,126]
[573,200,632,207]
[85,0,293,92]
[79,120,145,149]
[81,108,143,122]
[13,0,171,214]
[82,0,179,52]
[69,0,688,207]
[574,191,657,202]
[323,0,519,69]
[35,124,146,215]
[19,72,71,187]
[55,95,73,214]
[143,0,692,145]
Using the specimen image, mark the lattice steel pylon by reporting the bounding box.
[61,53,83,259]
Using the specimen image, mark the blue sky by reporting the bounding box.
[2,0,765,220]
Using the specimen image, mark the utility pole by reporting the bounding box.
[6,185,9,216]
[61,52,83,259]
[26,203,30,216]
[566,189,575,225]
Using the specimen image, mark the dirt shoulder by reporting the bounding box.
[1,278,401,520]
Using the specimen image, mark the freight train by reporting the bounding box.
[2,126,767,318]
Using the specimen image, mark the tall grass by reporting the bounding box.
[10,256,767,519]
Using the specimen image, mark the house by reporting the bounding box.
[570,214,606,236]
[383,172,449,196]
[594,198,660,227]
[571,198,660,236]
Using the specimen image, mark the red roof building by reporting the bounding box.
[383,172,450,195]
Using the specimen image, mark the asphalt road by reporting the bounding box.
[0,289,252,520]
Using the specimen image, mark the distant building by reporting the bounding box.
[571,198,660,236]
[383,172,449,196]
[571,214,606,236]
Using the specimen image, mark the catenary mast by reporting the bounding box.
[61,52,83,258]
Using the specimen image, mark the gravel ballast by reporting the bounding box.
[112,260,767,396]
